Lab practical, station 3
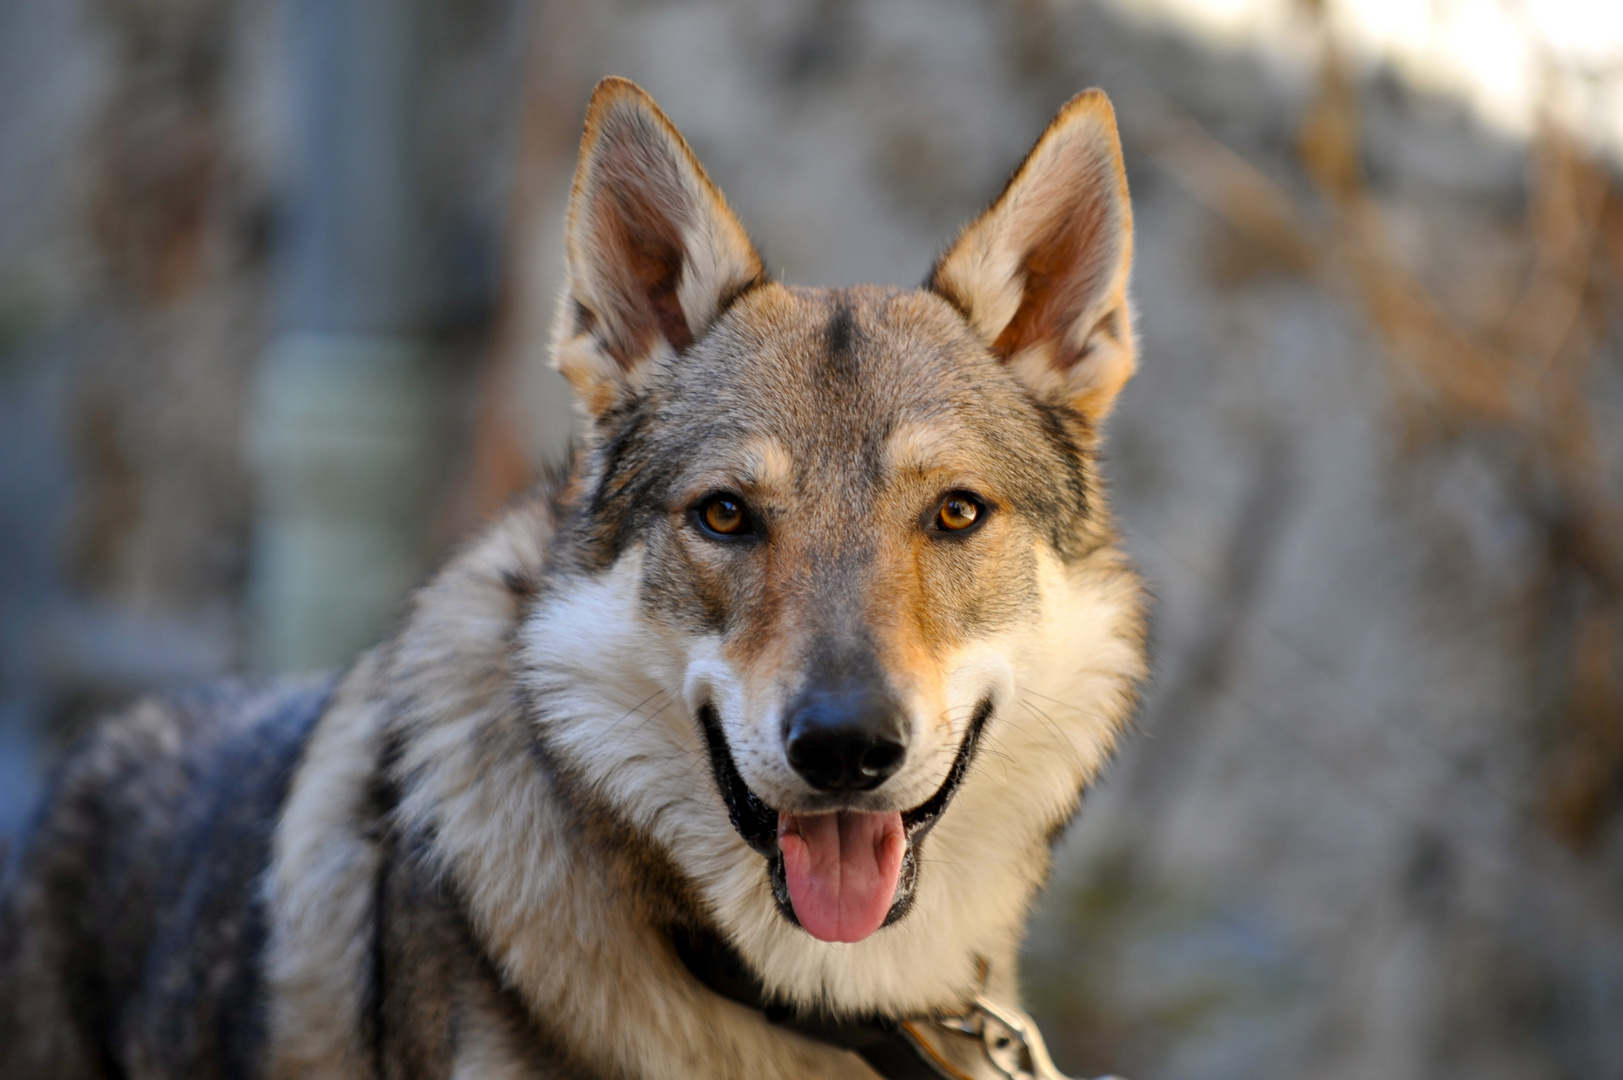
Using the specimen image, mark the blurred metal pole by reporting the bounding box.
[248,0,443,673]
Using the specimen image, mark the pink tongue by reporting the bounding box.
[778,811,905,943]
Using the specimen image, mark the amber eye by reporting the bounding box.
[698,495,753,538]
[935,493,983,532]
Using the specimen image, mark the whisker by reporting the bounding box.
[600,689,674,741]
[1018,687,1090,714]
[1015,698,1089,775]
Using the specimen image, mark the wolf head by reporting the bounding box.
[522,77,1145,1012]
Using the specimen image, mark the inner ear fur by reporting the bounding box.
[553,77,765,415]
[927,90,1136,420]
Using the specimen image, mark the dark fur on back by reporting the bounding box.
[0,682,329,1079]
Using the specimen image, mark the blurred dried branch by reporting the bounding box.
[1140,14,1623,849]
[1300,30,1623,850]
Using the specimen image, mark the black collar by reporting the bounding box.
[671,925,964,1080]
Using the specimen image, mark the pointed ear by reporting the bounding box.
[553,78,766,416]
[927,90,1135,421]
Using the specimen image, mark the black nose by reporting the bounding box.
[783,685,909,792]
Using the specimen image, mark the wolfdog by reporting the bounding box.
[0,77,1146,1079]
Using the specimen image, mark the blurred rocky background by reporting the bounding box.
[3,0,1622,1076]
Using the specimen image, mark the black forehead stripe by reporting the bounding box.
[822,296,860,382]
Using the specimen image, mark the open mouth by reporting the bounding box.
[696,698,992,943]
